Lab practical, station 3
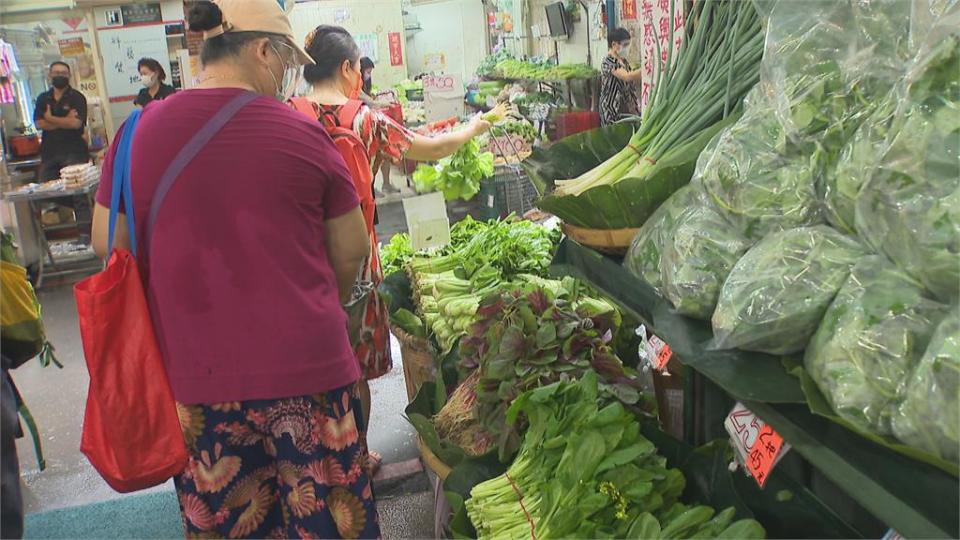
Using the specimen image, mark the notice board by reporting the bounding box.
[98,24,171,102]
[423,73,464,123]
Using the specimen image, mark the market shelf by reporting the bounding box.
[550,237,960,539]
[550,238,805,403]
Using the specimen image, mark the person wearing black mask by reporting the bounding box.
[33,61,88,181]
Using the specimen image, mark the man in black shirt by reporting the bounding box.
[33,61,88,181]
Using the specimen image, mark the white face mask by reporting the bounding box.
[268,42,301,102]
[140,73,156,88]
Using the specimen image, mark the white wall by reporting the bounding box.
[529,1,606,68]
[289,0,408,88]
[407,0,486,81]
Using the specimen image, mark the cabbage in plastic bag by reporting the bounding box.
[855,35,960,303]
[623,185,698,290]
[892,312,959,462]
[711,226,867,355]
[660,203,751,320]
[804,256,950,436]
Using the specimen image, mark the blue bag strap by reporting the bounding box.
[143,91,258,259]
[107,109,142,255]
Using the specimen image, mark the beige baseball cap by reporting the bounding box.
[203,0,314,65]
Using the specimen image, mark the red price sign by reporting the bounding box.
[648,335,672,371]
[745,425,784,488]
[388,32,403,66]
[725,403,787,488]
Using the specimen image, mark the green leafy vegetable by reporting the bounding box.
[413,138,495,201]
[623,186,698,291]
[711,226,867,355]
[854,35,960,303]
[380,233,413,277]
[465,373,765,539]
[892,311,960,463]
[804,256,950,436]
[460,288,639,460]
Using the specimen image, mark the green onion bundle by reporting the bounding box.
[555,0,763,196]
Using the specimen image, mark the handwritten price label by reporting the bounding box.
[423,75,456,92]
[745,425,783,488]
[636,325,673,372]
[724,403,788,488]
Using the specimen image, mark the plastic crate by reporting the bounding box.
[479,166,539,220]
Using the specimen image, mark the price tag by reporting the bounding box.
[881,530,904,540]
[724,403,789,488]
[636,325,673,372]
[745,424,783,488]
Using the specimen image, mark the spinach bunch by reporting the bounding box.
[624,186,698,291]
[855,36,960,303]
[892,312,960,463]
[696,97,823,242]
[711,226,866,355]
[466,372,765,539]
[660,201,752,320]
[805,256,950,436]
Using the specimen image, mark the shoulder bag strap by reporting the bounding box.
[107,109,142,254]
[143,91,259,258]
[338,99,364,130]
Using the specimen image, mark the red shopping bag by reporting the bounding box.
[74,92,257,492]
[73,106,186,493]
[74,249,187,493]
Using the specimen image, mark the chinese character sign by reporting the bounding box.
[622,0,638,20]
[639,0,684,112]
[388,32,403,66]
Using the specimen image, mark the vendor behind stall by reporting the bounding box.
[133,57,176,108]
[599,28,642,126]
[33,61,88,181]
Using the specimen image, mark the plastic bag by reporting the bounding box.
[855,35,960,303]
[892,312,959,462]
[660,203,751,320]
[696,91,823,242]
[821,90,901,234]
[711,226,867,355]
[696,0,925,242]
[623,185,697,290]
[804,256,950,436]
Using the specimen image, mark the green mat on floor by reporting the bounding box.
[25,491,183,539]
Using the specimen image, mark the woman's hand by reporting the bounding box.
[468,114,493,136]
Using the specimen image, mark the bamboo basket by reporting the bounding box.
[392,324,435,402]
[419,438,453,481]
[562,222,641,255]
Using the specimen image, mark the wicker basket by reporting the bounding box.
[419,439,452,481]
[392,325,435,402]
[562,223,641,255]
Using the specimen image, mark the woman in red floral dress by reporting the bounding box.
[297,25,494,472]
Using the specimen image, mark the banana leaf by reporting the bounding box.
[524,122,637,197]
[784,358,959,477]
[528,116,739,229]
[645,431,866,538]
[746,401,960,539]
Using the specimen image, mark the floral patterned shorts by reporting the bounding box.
[174,383,380,539]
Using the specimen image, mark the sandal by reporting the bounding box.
[367,451,383,476]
